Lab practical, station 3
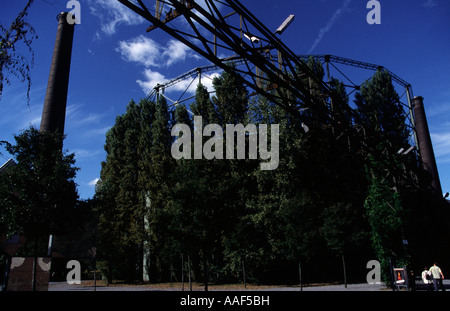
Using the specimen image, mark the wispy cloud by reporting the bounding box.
[65,103,112,140]
[308,0,352,54]
[88,0,223,39]
[0,83,46,134]
[427,102,450,118]
[423,0,437,8]
[66,103,106,126]
[72,149,103,160]
[431,131,450,162]
[88,0,145,37]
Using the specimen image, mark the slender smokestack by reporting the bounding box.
[40,12,75,134]
[413,96,442,196]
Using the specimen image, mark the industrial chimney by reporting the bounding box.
[413,96,443,196]
[39,12,75,134]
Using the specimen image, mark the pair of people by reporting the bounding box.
[422,263,445,291]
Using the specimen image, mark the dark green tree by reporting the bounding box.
[354,70,411,282]
[364,157,407,283]
[116,100,143,281]
[0,127,79,263]
[190,83,217,124]
[0,127,78,238]
[96,100,146,282]
[136,98,155,282]
[212,69,249,126]
[145,95,177,282]
[181,84,225,289]
[355,69,409,148]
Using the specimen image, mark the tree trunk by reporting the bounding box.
[342,253,347,288]
[181,253,184,291]
[203,254,208,291]
[188,254,192,291]
[299,262,302,291]
[242,260,246,289]
[32,237,38,291]
[108,262,113,285]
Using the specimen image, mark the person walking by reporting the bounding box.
[429,262,445,291]
[421,267,433,291]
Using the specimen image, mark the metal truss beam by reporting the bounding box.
[117,1,419,158]
[116,0,336,125]
[146,52,419,155]
[117,1,424,193]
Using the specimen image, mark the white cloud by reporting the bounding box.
[308,0,352,54]
[137,70,167,94]
[163,40,192,66]
[88,0,145,36]
[88,178,100,187]
[137,69,220,96]
[169,71,220,95]
[117,36,207,95]
[116,36,161,67]
[116,36,196,68]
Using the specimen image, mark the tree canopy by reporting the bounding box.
[93,65,449,286]
[0,127,79,241]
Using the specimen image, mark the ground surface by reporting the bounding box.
[48,280,392,291]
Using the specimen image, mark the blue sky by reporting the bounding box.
[0,0,449,200]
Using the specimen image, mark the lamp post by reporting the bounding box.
[274,14,295,35]
[274,15,295,73]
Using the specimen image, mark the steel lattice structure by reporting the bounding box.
[117,0,341,124]
[117,0,442,185]
[145,53,418,149]
[116,1,420,143]
[116,0,448,196]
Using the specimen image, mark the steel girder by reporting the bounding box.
[116,0,339,125]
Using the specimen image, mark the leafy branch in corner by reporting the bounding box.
[0,0,37,105]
